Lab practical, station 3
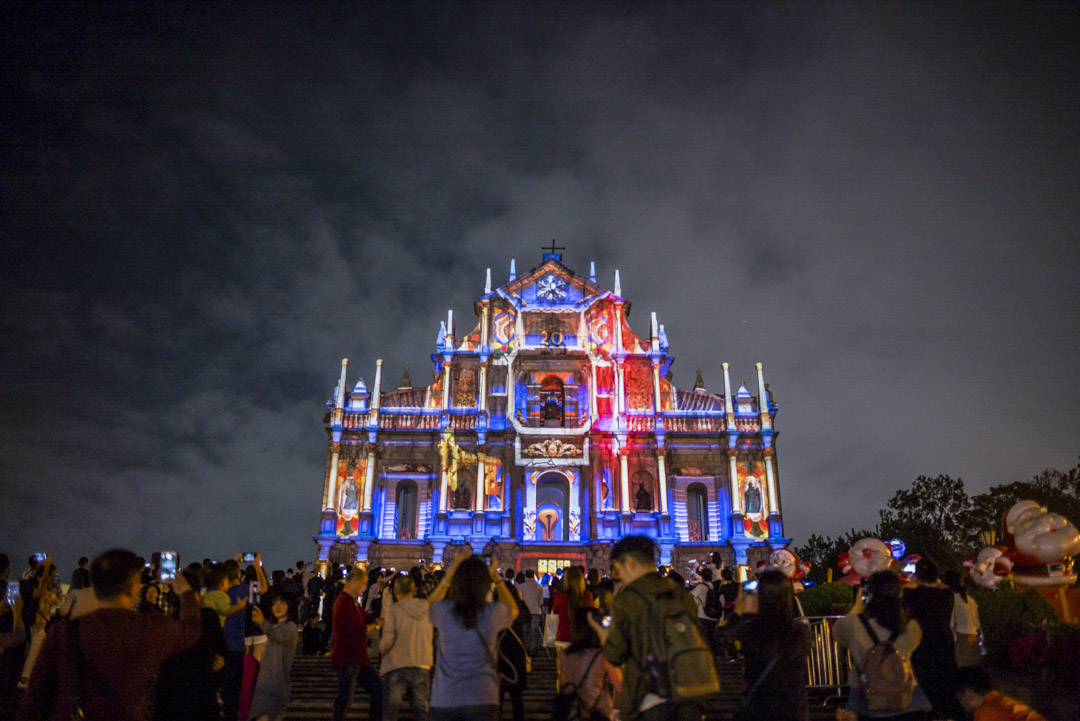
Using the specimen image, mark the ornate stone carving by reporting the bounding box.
[523,438,582,458]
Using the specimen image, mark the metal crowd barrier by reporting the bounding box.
[799,615,851,701]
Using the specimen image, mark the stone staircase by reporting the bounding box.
[283,650,843,720]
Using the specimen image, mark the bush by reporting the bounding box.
[972,584,1057,666]
[797,582,856,617]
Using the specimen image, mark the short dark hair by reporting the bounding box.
[223,559,241,583]
[204,563,229,590]
[954,665,994,694]
[611,535,657,566]
[699,567,713,582]
[90,549,143,600]
[914,559,939,584]
[78,557,89,567]
[525,569,535,579]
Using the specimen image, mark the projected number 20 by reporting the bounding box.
[539,330,564,347]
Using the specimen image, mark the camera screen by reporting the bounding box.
[159,552,178,582]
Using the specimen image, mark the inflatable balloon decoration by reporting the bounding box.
[759,548,812,590]
[837,537,893,586]
[964,546,1013,590]
[1001,500,1080,587]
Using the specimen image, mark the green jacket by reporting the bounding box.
[600,572,697,718]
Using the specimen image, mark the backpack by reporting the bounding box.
[703,582,724,620]
[857,614,914,713]
[626,581,720,702]
[552,649,606,721]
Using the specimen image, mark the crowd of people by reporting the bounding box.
[0,540,1049,721]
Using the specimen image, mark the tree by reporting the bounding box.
[968,458,1080,546]
[877,474,978,572]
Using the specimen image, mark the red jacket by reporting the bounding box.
[331,591,370,668]
[551,590,593,643]
[18,592,202,721]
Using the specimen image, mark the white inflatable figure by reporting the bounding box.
[964,546,1013,590]
[1004,500,1080,587]
[838,537,893,586]
[760,548,812,592]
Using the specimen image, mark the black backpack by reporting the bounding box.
[703,583,724,620]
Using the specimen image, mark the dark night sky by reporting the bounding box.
[3,3,1078,574]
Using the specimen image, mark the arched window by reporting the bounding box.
[452,469,473,510]
[540,376,564,426]
[395,482,418,540]
[632,470,655,512]
[536,472,570,541]
[686,483,709,542]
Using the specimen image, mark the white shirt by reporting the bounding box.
[951,593,980,635]
[518,579,543,616]
[690,581,713,619]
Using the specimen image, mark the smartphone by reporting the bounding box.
[242,552,256,563]
[32,552,46,563]
[481,553,493,567]
[419,559,426,566]
[601,615,613,628]
[249,580,260,603]
[159,551,178,582]
[902,562,917,575]
[6,582,19,606]
[743,580,759,593]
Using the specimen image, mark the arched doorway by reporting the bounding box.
[395,482,418,540]
[536,472,570,541]
[686,483,709,542]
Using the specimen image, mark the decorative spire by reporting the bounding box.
[484,268,491,294]
[589,261,596,283]
[437,321,447,351]
[693,368,706,392]
[350,377,368,411]
[509,258,517,281]
[399,365,412,389]
[658,324,669,352]
[614,269,622,296]
[353,377,367,395]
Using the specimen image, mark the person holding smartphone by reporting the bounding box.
[18,549,203,720]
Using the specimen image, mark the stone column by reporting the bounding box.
[656,449,669,515]
[325,442,341,511]
[763,447,779,515]
[362,448,377,512]
[756,362,771,430]
[727,448,742,515]
[475,458,486,512]
[619,447,631,514]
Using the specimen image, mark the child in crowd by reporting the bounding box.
[202,563,246,626]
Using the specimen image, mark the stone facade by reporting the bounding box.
[314,255,789,571]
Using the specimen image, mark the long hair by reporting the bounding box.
[449,556,490,630]
[564,566,586,618]
[566,606,602,654]
[865,570,906,635]
[752,570,802,657]
[944,569,968,603]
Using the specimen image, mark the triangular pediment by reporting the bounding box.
[492,258,615,311]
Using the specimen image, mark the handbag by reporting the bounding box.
[543,612,559,647]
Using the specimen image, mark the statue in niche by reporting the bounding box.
[634,482,652,511]
[744,480,762,515]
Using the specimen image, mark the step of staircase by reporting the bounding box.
[284,651,842,720]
